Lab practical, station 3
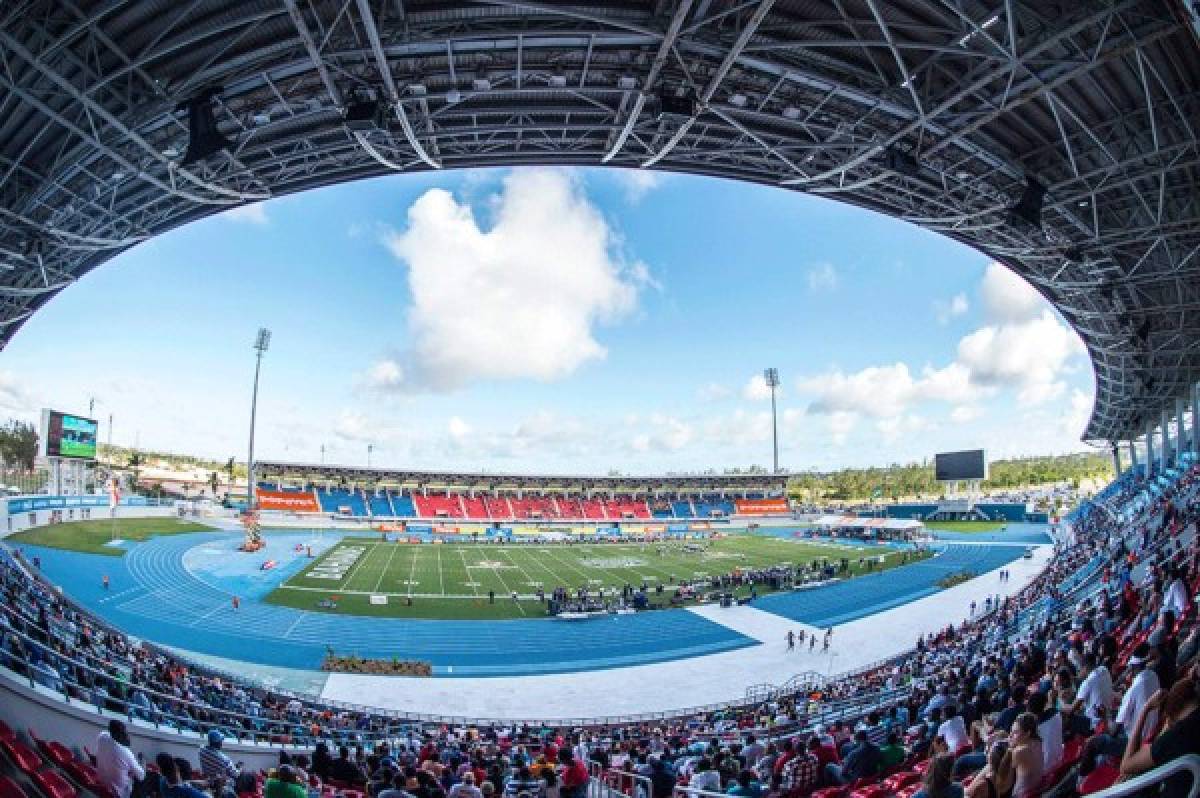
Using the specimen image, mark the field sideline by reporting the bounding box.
[264,534,926,620]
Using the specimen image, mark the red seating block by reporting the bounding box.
[40,742,73,769]
[809,788,847,798]
[0,776,29,798]
[32,770,77,798]
[2,740,45,775]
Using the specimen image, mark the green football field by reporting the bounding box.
[263,534,926,619]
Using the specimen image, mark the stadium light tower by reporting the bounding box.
[764,367,781,474]
[246,328,271,511]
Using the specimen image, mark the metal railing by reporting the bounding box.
[1089,754,1200,798]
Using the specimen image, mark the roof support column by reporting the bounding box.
[1192,382,1200,455]
[1177,398,1188,463]
[1110,442,1122,476]
[1128,439,1138,471]
[1161,407,1171,471]
[1146,419,1156,477]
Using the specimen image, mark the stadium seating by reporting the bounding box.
[460,494,488,519]
[366,491,393,517]
[412,493,464,518]
[482,495,511,519]
[580,498,607,519]
[604,497,650,519]
[314,488,366,516]
[385,490,416,517]
[671,499,695,518]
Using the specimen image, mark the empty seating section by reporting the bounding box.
[605,497,650,518]
[483,495,511,518]
[413,493,463,518]
[691,497,733,517]
[460,495,488,519]
[508,495,554,519]
[386,490,416,517]
[555,497,583,518]
[580,498,607,519]
[315,488,366,516]
[366,492,393,517]
[671,500,694,518]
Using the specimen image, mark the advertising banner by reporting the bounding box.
[256,488,320,513]
[733,498,790,515]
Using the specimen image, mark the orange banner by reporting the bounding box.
[256,488,320,513]
[733,498,790,515]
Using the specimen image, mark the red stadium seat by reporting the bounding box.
[0,776,29,798]
[40,742,74,769]
[2,740,45,775]
[0,721,15,745]
[809,788,847,798]
[31,770,77,798]
[61,759,111,798]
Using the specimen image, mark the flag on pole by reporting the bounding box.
[108,477,121,510]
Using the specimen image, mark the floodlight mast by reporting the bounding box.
[246,327,271,512]
[764,367,780,474]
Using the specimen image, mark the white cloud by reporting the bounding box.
[333,410,373,442]
[956,310,1084,405]
[613,169,664,203]
[980,261,1042,322]
[876,414,928,443]
[696,382,732,402]
[703,410,773,447]
[828,411,856,446]
[918,362,985,404]
[950,405,983,424]
[1063,389,1093,437]
[933,292,969,324]
[806,262,839,292]
[362,359,404,390]
[801,363,916,419]
[222,202,269,225]
[447,416,471,443]
[381,169,647,391]
[630,414,694,453]
[742,374,779,402]
[0,371,36,418]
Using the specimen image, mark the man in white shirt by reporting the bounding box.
[1164,572,1189,617]
[688,759,721,794]
[937,706,969,754]
[1028,691,1063,773]
[95,720,144,798]
[1074,652,1114,729]
[1115,645,1160,734]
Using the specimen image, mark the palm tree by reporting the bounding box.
[127,451,144,490]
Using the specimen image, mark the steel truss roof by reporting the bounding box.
[0,0,1197,444]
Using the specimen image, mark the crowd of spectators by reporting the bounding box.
[3,461,1200,798]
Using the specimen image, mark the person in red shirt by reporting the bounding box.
[557,750,589,798]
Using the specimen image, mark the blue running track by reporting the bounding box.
[16,532,1027,677]
[752,544,1025,627]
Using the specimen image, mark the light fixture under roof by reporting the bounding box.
[252,112,271,126]
[445,89,462,104]
[548,74,567,88]
[728,93,747,107]
[617,75,637,90]
[409,83,427,96]
[782,105,800,120]
[471,77,491,91]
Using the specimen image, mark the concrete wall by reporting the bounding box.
[0,504,179,537]
[0,666,310,771]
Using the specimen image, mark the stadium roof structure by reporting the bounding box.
[255,459,789,491]
[0,0,1198,445]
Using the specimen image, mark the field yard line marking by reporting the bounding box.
[497,547,541,588]
[455,548,480,595]
[436,546,446,595]
[537,547,595,586]
[406,545,420,597]
[486,554,526,615]
[373,543,400,593]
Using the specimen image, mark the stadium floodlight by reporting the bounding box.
[764,368,781,474]
[247,327,271,512]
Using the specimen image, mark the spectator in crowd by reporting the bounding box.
[688,759,720,793]
[265,765,307,798]
[780,739,819,794]
[449,772,482,798]
[328,745,366,785]
[1007,713,1044,798]
[154,753,205,798]
[1119,677,1200,798]
[914,755,961,798]
[96,719,145,798]
[725,770,762,798]
[964,742,1012,798]
[824,730,879,785]
[198,731,239,798]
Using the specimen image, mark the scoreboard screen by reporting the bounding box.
[935,449,987,481]
[39,409,99,460]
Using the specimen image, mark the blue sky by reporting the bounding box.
[0,167,1095,472]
